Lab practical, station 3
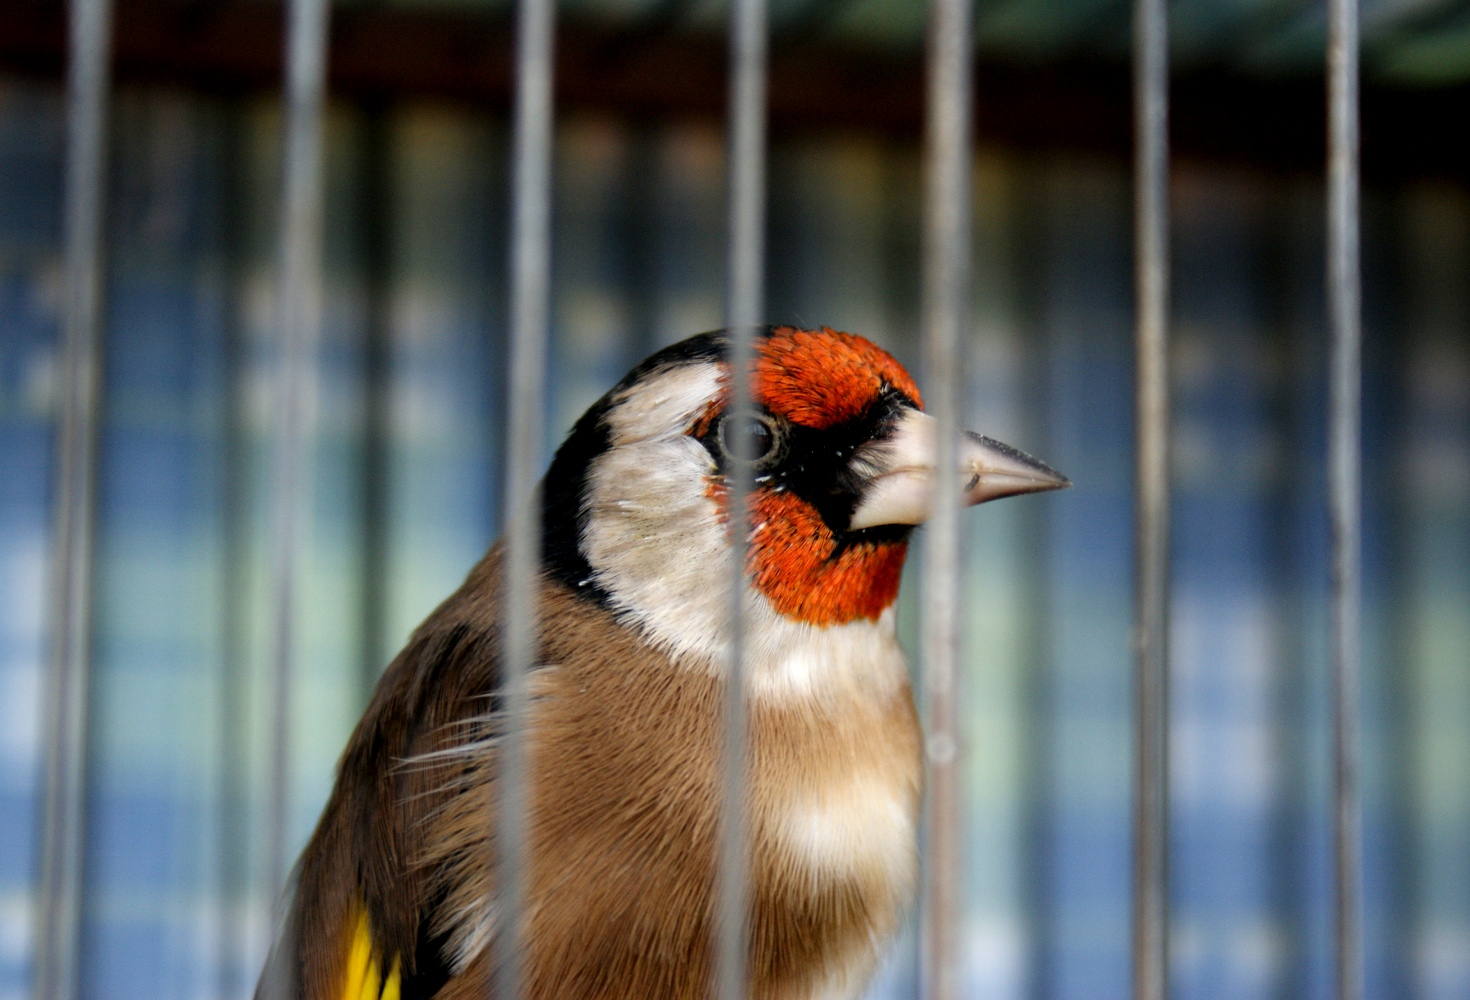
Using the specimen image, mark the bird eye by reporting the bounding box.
[717,412,778,464]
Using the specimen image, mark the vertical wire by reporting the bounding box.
[34,0,112,996]
[1131,0,1171,992]
[358,103,392,707]
[216,105,250,1000]
[1327,0,1363,993]
[263,0,331,915]
[919,0,972,993]
[495,0,554,990]
[719,0,766,992]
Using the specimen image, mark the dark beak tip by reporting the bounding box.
[1023,455,1069,490]
[1020,459,1070,493]
[1023,473,1071,497]
[1010,452,1072,494]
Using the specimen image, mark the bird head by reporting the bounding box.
[541,326,1068,670]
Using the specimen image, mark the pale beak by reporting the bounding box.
[847,408,1070,531]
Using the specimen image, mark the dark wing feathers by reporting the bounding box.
[256,549,507,1000]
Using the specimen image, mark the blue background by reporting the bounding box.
[1,80,1468,1000]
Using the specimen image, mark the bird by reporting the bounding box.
[256,325,1068,1000]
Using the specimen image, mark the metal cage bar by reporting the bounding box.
[919,0,973,994]
[496,0,555,989]
[1131,0,1171,991]
[216,106,252,1000]
[357,105,394,708]
[34,0,113,996]
[264,0,332,919]
[718,0,767,992]
[1327,0,1364,994]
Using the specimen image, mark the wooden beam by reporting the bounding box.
[2,0,1466,180]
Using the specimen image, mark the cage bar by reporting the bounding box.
[1326,0,1363,995]
[717,0,767,993]
[34,0,112,997]
[495,0,555,991]
[216,108,252,1000]
[263,0,332,919]
[1131,0,1171,992]
[918,0,973,994]
[357,106,393,707]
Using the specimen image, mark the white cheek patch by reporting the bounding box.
[580,362,735,660]
[583,433,732,661]
[601,364,724,447]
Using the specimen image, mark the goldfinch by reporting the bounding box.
[256,325,1067,1000]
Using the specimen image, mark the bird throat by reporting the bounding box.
[746,489,907,627]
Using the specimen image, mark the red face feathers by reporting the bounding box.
[694,327,923,627]
[754,326,922,430]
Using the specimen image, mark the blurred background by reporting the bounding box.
[1,0,1468,998]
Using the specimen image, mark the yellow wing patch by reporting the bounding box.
[341,906,402,1000]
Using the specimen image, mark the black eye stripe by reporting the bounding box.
[691,389,920,541]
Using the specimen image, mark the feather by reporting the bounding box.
[337,905,404,1000]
